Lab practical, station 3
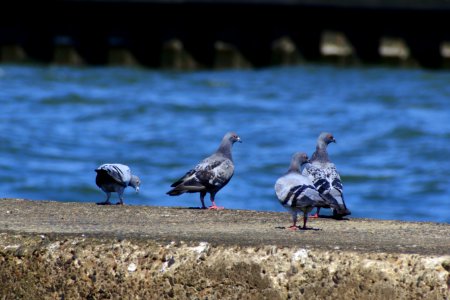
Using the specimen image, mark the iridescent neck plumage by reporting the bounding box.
[287,159,301,173]
[312,143,330,162]
[217,139,233,160]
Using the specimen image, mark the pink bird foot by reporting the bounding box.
[208,205,224,210]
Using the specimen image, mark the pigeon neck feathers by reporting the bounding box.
[287,158,301,173]
[311,143,331,163]
[311,132,335,163]
[216,137,234,160]
[311,133,331,163]
[287,152,309,174]
[129,175,140,189]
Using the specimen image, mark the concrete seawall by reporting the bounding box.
[0,198,449,299]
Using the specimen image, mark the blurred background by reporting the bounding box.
[0,0,449,223]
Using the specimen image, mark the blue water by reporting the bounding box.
[0,64,449,223]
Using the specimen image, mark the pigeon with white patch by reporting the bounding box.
[302,132,351,218]
[95,163,141,205]
[167,131,241,210]
[275,152,335,230]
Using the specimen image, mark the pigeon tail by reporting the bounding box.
[170,169,195,188]
[167,180,205,196]
[167,188,186,196]
[323,193,351,217]
[333,204,352,217]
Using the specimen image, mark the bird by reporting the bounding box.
[275,152,336,230]
[167,131,242,210]
[95,163,141,205]
[302,132,351,218]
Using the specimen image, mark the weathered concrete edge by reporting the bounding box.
[0,232,449,299]
[1,197,450,298]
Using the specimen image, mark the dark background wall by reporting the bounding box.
[1,0,450,68]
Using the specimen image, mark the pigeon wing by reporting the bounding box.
[96,164,131,186]
[326,164,345,206]
[167,154,234,194]
[170,169,196,187]
[276,172,328,219]
[302,163,339,208]
[194,155,234,189]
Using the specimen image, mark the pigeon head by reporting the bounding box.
[225,131,242,144]
[318,132,336,146]
[289,152,309,172]
[321,132,336,144]
[217,132,241,159]
[129,175,141,193]
[294,152,309,165]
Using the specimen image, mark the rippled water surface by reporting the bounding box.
[0,64,449,223]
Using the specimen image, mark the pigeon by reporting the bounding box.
[95,163,141,205]
[167,131,242,210]
[302,132,351,218]
[275,152,336,230]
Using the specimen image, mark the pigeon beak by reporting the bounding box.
[135,187,140,193]
[237,137,242,143]
[332,138,336,144]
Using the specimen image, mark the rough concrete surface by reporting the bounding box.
[0,198,449,299]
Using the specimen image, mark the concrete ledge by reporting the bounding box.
[0,198,449,298]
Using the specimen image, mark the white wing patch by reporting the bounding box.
[303,162,344,205]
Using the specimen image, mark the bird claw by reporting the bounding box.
[208,205,224,210]
[288,225,299,231]
[309,213,319,218]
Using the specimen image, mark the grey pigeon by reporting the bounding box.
[302,132,351,218]
[167,131,242,210]
[275,152,335,230]
[95,163,141,205]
